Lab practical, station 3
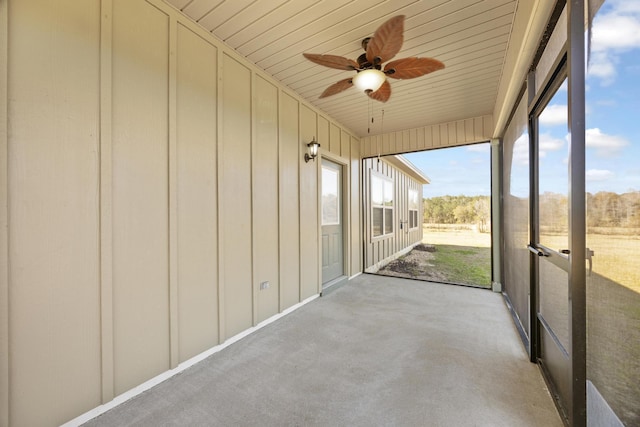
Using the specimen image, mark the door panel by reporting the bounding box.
[532,74,572,417]
[322,160,343,283]
[539,258,569,351]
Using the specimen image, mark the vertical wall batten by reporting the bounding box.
[168,17,179,370]
[317,116,329,290]
[276,87,282,313]
[251,71,258,327]
[0,0,8,423]
[216,45,226,344]
[252,75,279,323]
[99,0,115,404]
[278,92,300,310]
[299,105,319,300]
[112,0,170,395]
[351,139,362,275]
[249,71,255,328]
[297,103,302,301]
[342,133,352,276]
[175,23,218,362]
[220,53,252,338]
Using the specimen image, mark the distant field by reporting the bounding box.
[423,224,491,248]
[540,232,640,294]
[421,224,640,294]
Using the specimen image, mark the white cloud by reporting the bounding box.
[513,133,529,166]
[510,133,563,164]
[591,13,640,53]
[539,104,567,126]
[588,51,617,85]
[539,133,565,157]
[588,1,640,85]
[585,127,629,156]
[586,169,615,181]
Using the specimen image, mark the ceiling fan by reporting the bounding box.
[303,15,444,103]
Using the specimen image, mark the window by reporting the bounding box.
[371,172,393,237]
[409,189,419,229]
[321,165,339,225]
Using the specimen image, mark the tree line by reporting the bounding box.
[587,191,640,228]
[423,195,491,232]
[422,191,640,231]
[536,191,640,230]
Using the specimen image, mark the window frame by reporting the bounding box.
[321,164,340,226]
[371,171,394,239]
[408,188,419,230]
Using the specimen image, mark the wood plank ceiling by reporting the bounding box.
[164,0,518,138]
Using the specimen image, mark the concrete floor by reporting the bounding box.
[83,274,563,427]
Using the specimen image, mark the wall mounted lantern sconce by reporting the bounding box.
[304,137,320,163]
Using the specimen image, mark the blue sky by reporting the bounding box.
[403,143,490,198]
[404,0,639,199]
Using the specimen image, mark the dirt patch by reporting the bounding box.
[413,243,436,252]
[377,246,447,282]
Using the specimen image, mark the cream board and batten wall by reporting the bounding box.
[362,157,425,272]
[360,115,494,157]
[0,0,361,426]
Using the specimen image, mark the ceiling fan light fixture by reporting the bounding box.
[302,15,444,102]
[352,69,386,93]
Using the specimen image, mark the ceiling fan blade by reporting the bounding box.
[320,78,354,98]
[384,57,445,79]
[367,79,391,103]
[366,15,405,65]
[303,53,358,71]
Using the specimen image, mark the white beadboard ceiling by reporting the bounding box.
[164,0,518,138]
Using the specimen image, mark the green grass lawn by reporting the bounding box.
[431,244,491,288]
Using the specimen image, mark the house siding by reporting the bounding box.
[360,116,493,157]
[0,0,361,425]
[363,158,425,273]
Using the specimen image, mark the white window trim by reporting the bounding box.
[371,171,394,239]
[321,164,340,226]
[409,209,419,230]
[409,189,419,230]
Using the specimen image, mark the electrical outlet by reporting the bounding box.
[260,281,270,290]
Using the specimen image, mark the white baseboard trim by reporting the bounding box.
[61,293,320,427]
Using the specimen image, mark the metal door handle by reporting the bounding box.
[528,245,549,257]
[586,248,595,276]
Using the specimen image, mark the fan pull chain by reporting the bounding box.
[378,109,385,163]
[367,97,372,134]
